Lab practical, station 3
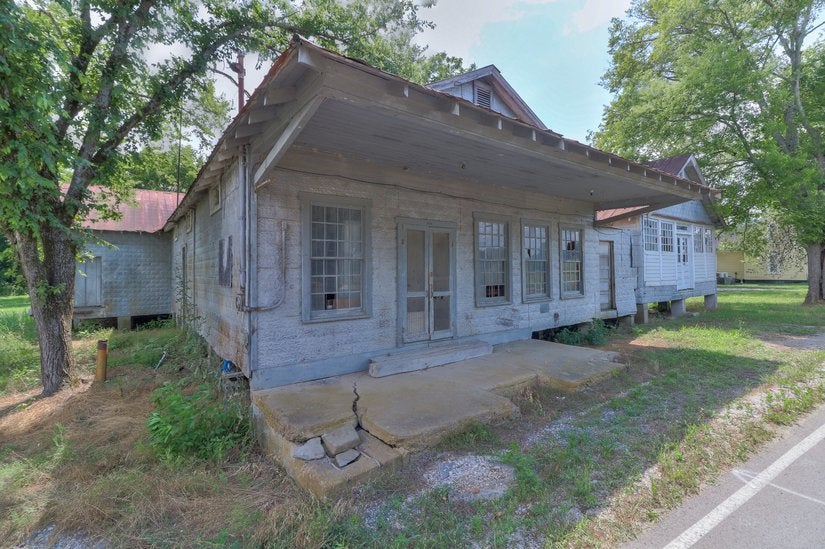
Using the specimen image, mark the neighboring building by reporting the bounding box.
[717,249,807,283]
[597,154,721,323]
[164,38,714,390]
[73,188,179,329]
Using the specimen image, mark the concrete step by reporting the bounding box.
[368,339,493,377]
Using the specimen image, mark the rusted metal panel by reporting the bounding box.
[80,188,181,233]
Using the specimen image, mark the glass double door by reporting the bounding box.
[400,221,456,343]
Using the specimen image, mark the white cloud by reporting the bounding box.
[567,0,631,34]
[414,0,558,60]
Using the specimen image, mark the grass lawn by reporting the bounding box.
[1,284,824,547]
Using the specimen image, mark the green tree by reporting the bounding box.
[0,0,470,395]
[0,235,25,295]
[594,0,825,303]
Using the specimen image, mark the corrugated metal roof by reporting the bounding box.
[79,188,181,233]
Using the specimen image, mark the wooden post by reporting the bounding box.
[95,340,108,382]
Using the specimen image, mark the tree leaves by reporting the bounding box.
[595,0,825,244]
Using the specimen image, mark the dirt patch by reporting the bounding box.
[761,332,825,350]
[421,453,515,501]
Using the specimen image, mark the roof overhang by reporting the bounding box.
[166,39,714,229]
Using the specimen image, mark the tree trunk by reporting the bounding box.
[14,225,78,395]
[804,243,825,305]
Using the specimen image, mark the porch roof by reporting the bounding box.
[166,38,714,228]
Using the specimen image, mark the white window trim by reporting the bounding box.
[661,221,674,253]
[521,219,552,302]
[474,213,512,307]
[644,216,659,252]
[300,192,372,323]
[559,224,585,299]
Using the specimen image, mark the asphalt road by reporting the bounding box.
[626,402,825,549]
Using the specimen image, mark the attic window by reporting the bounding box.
[185,210,193,233]
[209,184,221,214]
[474,82,492,109]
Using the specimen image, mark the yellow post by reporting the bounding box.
[95,340,108,382]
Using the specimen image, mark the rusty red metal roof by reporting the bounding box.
[645,154,693,177]
[78,188,181,233]
[595,206,648,221]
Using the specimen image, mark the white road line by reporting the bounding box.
[664,420,825,549]
[733,468,825,507]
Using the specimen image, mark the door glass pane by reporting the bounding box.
[433,296,450,332]
[432,232,450,292]
[406,229,425,292]
[406,297,426,335]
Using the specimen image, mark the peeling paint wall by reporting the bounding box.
[171,159,249,374]
[249,153,638,388]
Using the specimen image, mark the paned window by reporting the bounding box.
[561,228,583,296]
[644,218,659,251]
[694,226,704,253]
[661,222,674,252]
[475,219,510,305]
[302,197,370,321]
[704,228,713,253]
[523,223,550,300]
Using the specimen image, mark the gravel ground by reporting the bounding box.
[422,453,515,502]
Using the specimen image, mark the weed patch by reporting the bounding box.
[146,382,251,463]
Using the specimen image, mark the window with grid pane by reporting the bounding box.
[523,223,550,300]
[561,228,583,296]
[693,226,704,253]
[475,220,509,305]
[704,228,713,252]
[309,204,364,317]
[644,218,659,251]
[661,222,674,252]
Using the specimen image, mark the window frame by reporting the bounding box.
[474,213,512,307]
[559,225,585,298]
[643,217,659,252]
[704,228,713,253]
[693,225,704,253]
[521,220,552,302]
[300,193,372,323]
[660,221,674,253]
[209,183,221,215]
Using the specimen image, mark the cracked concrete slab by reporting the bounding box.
[356,374,518,450]
[252,338,624,496]
[252,376,362,442]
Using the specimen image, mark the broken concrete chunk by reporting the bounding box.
[334,449,360,468]
[322,425,361,456]
[292,437,325,461]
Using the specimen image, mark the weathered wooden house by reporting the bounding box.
[74,188,178,328]
[164,39,715,391]
[597,154,721,322]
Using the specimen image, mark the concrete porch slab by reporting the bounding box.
[253,376,361,442]
[355,373,518,450]
[252,338,623,497]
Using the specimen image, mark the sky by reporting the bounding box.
[215,0,632,143]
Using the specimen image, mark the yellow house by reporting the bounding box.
[717,250,807,282]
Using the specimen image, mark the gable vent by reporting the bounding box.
[474,84,492,109]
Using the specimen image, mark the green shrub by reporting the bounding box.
[146,382,251,462]
[552,318,611,346]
